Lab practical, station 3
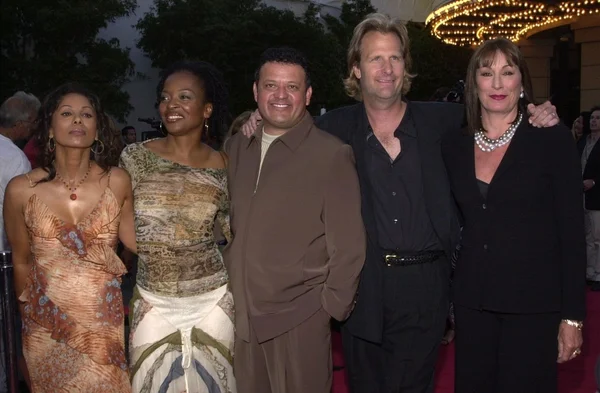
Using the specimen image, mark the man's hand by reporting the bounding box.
[241,109,261,137]
[528,101,559,128]
[557,321,583,363]
[584,179,596,192]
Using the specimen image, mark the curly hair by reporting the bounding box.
[156,61,230,148]
[35,82,122,183]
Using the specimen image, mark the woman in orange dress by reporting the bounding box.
[3,83,136,392]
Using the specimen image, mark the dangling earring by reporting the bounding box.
[48,137,56,153]
[92,139,105,155]
[159,122,167,136]
[519,91,524,99]
[204,121,209,134]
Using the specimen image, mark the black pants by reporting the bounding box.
[454,306,560,393]
[342,258,450,393]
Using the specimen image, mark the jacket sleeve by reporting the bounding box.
[321,144,366,321]
[315,108,353,143]
[551,127,587,321]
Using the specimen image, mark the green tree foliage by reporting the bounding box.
[323,0,376,53]
[0,0,137,121]
[137,0,472,115]
[137,0,351,114]
[406,23,472,101]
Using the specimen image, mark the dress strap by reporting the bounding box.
[24,173,34,188]
[107,168,113,188]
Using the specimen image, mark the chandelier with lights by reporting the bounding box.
[426,0,600,46]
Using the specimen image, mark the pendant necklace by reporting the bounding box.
[55,162,92,200]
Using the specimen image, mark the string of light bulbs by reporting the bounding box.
[425,0,600,46]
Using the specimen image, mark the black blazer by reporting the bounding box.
[578,136,600,210]
[442,122,586,320]
[316,101,462,343]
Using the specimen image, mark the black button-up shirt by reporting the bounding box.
[364,106,442,253]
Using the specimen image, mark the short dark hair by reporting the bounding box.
[121,125,135,136]
[254,47,311,88]
[590,106,600,114]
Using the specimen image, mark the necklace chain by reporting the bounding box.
[474,111,523,152]
[55,162,92,200]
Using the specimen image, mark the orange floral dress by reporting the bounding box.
[20,185,131,393]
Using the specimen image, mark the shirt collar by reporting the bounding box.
[361,99,416,139]
[247,111,314,151]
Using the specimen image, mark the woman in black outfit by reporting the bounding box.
[441,37,586,393]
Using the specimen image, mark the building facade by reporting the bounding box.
[427,0,600,121]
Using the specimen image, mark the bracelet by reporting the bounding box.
[562,319,583,330]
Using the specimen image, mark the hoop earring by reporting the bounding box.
[48,137,56,153]
[92,139,105,155]
[159,122,167,136]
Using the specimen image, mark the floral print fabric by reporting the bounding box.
[20,186,130,392]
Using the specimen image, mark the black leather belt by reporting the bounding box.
[383,250,445,267]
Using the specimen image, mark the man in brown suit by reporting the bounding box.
[224,47,366,393]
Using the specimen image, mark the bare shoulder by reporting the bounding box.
[5,168,46,203]
[109,167,132,187]
[208,148,227,169]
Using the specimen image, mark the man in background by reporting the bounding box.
[0,91,39,393]
[0,91,39,248]
[580,106,600,291]
[122,125,137,145]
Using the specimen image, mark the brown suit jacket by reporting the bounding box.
[224,112,366,343]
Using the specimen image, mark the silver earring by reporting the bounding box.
[159,122,167,136]
[519,91,524,99]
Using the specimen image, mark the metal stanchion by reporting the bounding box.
[0,251,18,393]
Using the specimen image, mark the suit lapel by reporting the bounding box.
[350,104,380,250]
[585,137,600,172]
[489,122,528,184]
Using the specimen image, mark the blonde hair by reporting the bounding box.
[343,13,415,101]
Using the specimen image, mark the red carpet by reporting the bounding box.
[332,289,600,392]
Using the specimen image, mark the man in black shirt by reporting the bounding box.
[242,13,558,393]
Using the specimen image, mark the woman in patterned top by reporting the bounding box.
[120,61,235,393]
[4,82,136,392]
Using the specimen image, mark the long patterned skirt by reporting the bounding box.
[129,284,235,393]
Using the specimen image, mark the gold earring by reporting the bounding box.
[92,139,105,155]
[48,137,56,153]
